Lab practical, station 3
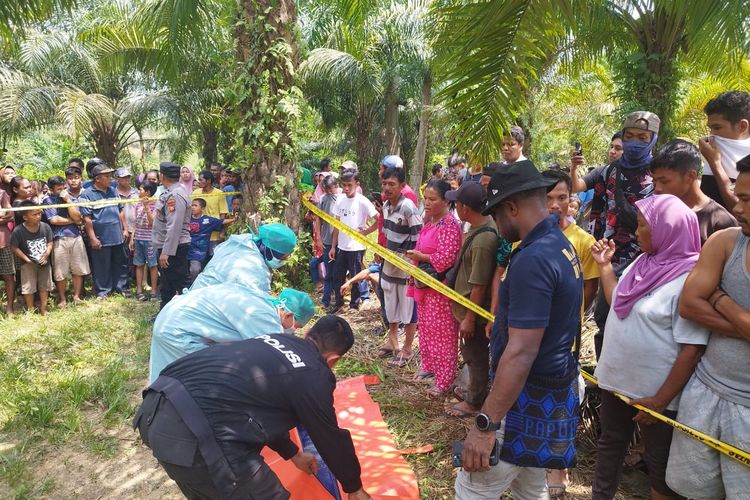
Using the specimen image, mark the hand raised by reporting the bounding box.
[591,238,615,266]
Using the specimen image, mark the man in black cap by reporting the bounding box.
[444,182,498,419]
[79,161,129,299]
[134,314,372,500]
[152,162,191,309]
[455,160,583,499]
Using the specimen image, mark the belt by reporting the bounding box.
[147,376,239,499]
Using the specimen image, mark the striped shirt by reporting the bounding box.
[382,195,422,282]
[134,202,156,241]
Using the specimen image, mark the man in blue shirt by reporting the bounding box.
[43,175,90,306]
[79,162,128,299]
[455,160,583,499]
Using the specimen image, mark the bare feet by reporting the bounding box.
[444,400,480,418]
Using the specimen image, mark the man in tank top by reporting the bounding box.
[666,154,750,499]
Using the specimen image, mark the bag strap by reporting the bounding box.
[455,226,497,272]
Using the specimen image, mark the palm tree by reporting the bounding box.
[432,0,750,162]
[299,0,431,171]
[0,23,207,167]
[137,0,304,227]
[0,0,77,41]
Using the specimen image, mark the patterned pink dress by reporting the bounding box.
[410,212,462,391]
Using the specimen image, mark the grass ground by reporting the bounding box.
[0,295,650,499]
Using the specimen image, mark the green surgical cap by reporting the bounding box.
[277,288,316,326]
[258,223,297,255]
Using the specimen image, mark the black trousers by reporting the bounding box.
[592,390,678,499]
[136,393,290,500]
[332,249,364,307]
[90,243,127,297]
[458,320,490,408]
[157,243,189,310]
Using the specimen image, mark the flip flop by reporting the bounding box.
[427,387,447,400]
[388,352,413,367]
[376,347,397,359]
[451,385,466,402]
[413,371,434,383]
[444,401,479,419]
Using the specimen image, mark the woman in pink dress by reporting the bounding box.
[406,179,463,399]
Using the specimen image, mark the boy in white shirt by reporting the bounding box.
[328,170,377,313]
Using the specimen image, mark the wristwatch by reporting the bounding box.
[475,412,501,432]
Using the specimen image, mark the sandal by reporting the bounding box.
[413,371,434,383]
[427,387,447,400]
[388,351,413,367]
[136,293,147,302]
[452,385,466,402]
[444,401,479,419]
[376,347,397,359]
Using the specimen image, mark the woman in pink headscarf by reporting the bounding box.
[590,194,710,500]
[179,166,195,193]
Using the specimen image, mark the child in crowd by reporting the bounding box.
[131,180,159,301]
[314,175,339,307]
[231,194,243,218]
[10,201,54,314]
[188,198,234,283]
[328,170,378,313]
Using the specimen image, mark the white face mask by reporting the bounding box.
[267,256,285,269]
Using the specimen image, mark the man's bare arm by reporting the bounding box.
[679,229,738,336]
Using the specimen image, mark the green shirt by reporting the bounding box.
[451,218,498,322]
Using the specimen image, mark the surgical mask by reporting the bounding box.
[258,241,287,269]
[620,133,658,169]
[267,256,284,269]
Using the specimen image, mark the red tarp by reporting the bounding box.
[261,375,421,499]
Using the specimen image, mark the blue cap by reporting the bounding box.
[381,155,404,170]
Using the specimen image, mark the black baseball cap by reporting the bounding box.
[90,163,115,178]
[446,181,487,212]
[482,160,556,216]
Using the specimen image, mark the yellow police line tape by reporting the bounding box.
[2,190,241,212]
[301,194,750,468]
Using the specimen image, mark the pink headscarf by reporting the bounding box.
[613,194,701,320]
[180,166,195,193]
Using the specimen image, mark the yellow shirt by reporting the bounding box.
[511,221,599,280]
[562,222,600,281]
[192,188,228,241]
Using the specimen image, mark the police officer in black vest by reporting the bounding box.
[134,315,371,500]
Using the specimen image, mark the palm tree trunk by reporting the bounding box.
[383,80,400,155]
[355,108,371,165]
[202,125,218,168]
[233,0,300,230]
[410,72,431,198]
[91,122,118,167]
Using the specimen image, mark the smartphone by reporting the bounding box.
[452,439,500,468]
[369,191,382,204]
[574,142,583,156]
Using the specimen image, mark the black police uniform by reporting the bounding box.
[134,334,362,500]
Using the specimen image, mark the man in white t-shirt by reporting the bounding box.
[328,170,377,313]
[699,91,750,210]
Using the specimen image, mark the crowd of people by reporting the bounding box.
[302,91,749,499]
[0,159,244,314]
[2,90,749,500]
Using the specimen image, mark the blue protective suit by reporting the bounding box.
[149,283,282,382]
[189,234,271,294]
